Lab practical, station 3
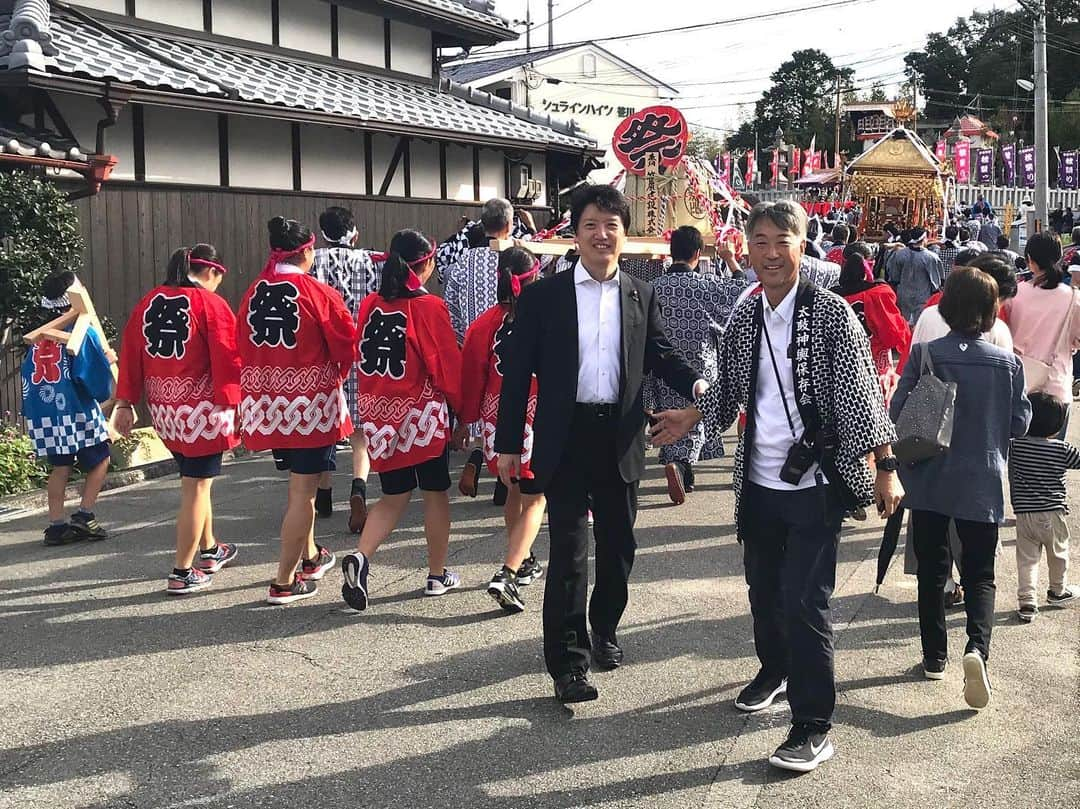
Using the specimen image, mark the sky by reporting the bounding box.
[479,0,1018,136]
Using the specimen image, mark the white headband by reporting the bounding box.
[321,226,358,247]
[41,294,71,310]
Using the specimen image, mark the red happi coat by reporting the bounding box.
[236,266,356,451]
[841,281,911,406]
[460,304,537,477]
[355,291,462,472]
[117,284,241,457]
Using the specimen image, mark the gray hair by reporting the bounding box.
[480,197,514,234]
[745,200,808,241]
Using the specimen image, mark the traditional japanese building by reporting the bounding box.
[0,0,599,314]
[444,41,676,182]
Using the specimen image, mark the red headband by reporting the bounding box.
[262,234,316,278]
[189,257,228,274]
[510,261,541,297]
[404,246,436,291]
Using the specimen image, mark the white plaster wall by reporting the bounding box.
[278,0,331,56]
[445,143,473,201]
[300,125,365,194]
[389,20,431,77]
[136,0,204,30]
[213,0,273,44]
[70,0,127,15]
[337,7,384,67]
[478,148,504,199]
[228,115,292,189]
[38,92,136,181]
[143,106,220,185]
[370,133,404,197]
[409,139,441,199]
[507,152,546,201]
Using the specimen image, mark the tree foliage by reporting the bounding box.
[0,171,85,345]
[685,127,724,164]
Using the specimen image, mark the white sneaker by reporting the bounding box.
[425,569,461,596]
[962,651,992,710]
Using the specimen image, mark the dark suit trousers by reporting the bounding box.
[740,482,844,733]
[543,406,638,678]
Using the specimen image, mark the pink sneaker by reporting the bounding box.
[299,545,336,581]
[195,543,238,573]
[167,568,212,595]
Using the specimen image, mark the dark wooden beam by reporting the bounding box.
[378,136,408,196]
[125,0,135,16]
[384,18,392,71]
[218,114,229,187]
[438,142,447,200]
[132,104,145,182]
[402,137,411,198]
[202,0,212,32]
[271,0,280,46]
[472,145,480,201]
[330,5,339,59]
[291,122,301,191]
[364,132,373,196]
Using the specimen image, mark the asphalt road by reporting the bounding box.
[1,442,1077,809]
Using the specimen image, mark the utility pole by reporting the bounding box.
[1033,0,1049,229]
[834,72,842,169]
[525,2,531,52]
[548,0,554,49]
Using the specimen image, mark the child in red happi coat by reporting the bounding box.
[341,230,463,611]
[237,217,357,605]
[116,245,242,594]
[456,247,545,613]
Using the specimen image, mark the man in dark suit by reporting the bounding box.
[495,186,705,704]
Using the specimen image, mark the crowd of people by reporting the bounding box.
[18,185,1080,776]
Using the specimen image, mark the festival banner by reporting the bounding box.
[1001,143,1016,187]
[975,148,994,184]
[732,154,746,190]
[935,139,947,163]
[813,150,823,172]
[1059,150,1077,190]
[1019,145,1036,188]
[744,149,755,188]
[790,148,802,182]
[770,149,779,188]
[803,136,816,177]
[954,140,971,184]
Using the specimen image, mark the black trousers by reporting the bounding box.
[542,407,638,678]
[910,510,997,662]
[740,482,844,733]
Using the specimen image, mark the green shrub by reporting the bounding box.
[0,413,48,496]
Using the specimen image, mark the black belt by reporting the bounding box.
[575,402,618,419]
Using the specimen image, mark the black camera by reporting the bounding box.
[780,439,817,486]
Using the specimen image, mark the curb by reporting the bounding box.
[0,448,251,515]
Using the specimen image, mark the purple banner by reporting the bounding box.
[1019,145,1036,189]
[1060,150,1078,190]
[1002,143,1016,187]
[975,148,994,184]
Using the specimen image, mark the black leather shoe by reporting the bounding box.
[554,672,599,704]
[592,637,624,670]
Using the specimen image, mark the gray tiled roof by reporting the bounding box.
[39,12,594,151]
[443,44,578,84]
[393,0,508,29]
[1,121,87,161]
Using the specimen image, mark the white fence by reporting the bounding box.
[753,185,1080,210]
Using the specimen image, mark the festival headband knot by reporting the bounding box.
[404,245,437,291]
[187,249,229,275]
[509,261,541,297]
[41,293,71,310]
[321,226,358,247]
[263,234,316,276]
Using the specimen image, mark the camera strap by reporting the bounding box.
[760,306,800,443]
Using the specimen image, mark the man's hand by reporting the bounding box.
[874,471,904,517]
[113,404,135,437]
[497,453,521,487]
[649,407,702,446]
[451,422,470,451]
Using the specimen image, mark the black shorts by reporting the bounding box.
[47,441,111,471]
[272,445,337,476]
[519,476,545,496]
[378,450,451,495]
[173,452,223,479]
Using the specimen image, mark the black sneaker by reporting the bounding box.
[768,726,834,773]
[299,545,336,581]
[734,671,787,712]
[487,567,525,613]
[1017,604,1038,623]
[683,463,695,493]
[493,478,509,507]
[515,555,544,585]
[459,449,483,498]
[923,657,947,680]
[341,552,370,611]
[1046,586,1078,606]
[315,488,333,519]
[962,650,991,709]
[42,523,81,546]
[70,512,108,541]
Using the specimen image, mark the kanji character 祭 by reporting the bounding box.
[143,293,192,359]
[492,317,514,377]
[247,281,300,349]
[614,109,687,172]
[31,339,63,384]
[359,307,407,379]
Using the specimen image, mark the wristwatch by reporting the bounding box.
[876,455,900,472]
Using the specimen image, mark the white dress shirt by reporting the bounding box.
[749,283,821,490]
[575,261,622,403]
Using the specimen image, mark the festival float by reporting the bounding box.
[493,105,750,271]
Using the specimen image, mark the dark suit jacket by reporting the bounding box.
[494,267,700,488]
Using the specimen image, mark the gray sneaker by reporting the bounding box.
[1046,586,1078,607]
